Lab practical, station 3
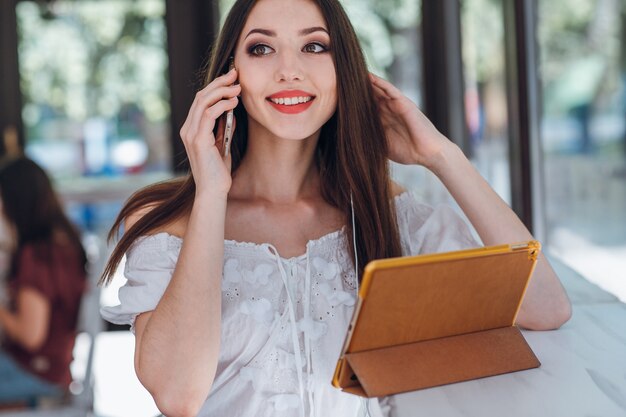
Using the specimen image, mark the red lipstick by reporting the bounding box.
[267,90,315,114]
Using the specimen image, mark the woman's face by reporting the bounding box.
[234,0,337,141]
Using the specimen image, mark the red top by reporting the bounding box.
[5,241,86,387]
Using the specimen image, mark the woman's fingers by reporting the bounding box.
[178,68,240,193]
[180,69,239,138]
[206,67,238,90]
[194,68,238,114]
[371,80,392,101]
[369,72,402,99]
[370,78,399,121]
[188,97,239,149]
[185,84,241,139]
[183,97,238,181]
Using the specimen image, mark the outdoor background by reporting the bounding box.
[3,0,625,415]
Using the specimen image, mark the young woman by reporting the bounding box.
[0,157,87,406]
[101,0,572,416]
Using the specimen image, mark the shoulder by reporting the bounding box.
[12,243,56,294]
[17,241,56,264]
[15,243,38,266]
[17,240,82,269]
[121,176,192,239]
[125,204,189,240]
[394,198,479,255]
[122,206,185,269]
[391,181,408,198]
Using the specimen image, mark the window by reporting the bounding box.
[16,0,172,233]
[461,0,511,204]
[538,0,626,301]
[340,0,427,200]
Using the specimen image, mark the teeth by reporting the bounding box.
[270,96,313,106]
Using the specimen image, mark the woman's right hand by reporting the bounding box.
[179,68,241,197]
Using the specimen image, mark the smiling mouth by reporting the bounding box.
[268,96,314,105]
[266,96,316,114]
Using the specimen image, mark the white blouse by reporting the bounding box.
[101,191,479,417]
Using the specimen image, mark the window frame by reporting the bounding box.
[0,0,544,234]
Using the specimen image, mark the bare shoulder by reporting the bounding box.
[124,205,189,239]
[391,180,408,198]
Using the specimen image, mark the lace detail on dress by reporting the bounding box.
[312,257,340,281]
[297,317,328,341]
[130,232,183,254]
[239,365,267,392]
[239,298,274,325]
[268,394,301,411]
[102,190,483,417]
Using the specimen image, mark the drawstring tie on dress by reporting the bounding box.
[265,243,315,417]
[261,192,365,417]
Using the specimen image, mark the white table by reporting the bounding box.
[392,259,626,417]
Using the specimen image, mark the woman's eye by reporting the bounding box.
[249,44,273,56]
[303,42,328,53]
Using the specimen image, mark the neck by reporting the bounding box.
[230,122,322,204]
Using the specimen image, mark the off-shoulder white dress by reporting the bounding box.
[101,191,479,417]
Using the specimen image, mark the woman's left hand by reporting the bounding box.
[369,72,451,168]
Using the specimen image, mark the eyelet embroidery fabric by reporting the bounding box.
[101,191,479,417]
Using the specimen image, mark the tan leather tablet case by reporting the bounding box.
[332,242,541,398]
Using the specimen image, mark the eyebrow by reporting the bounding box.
[244,26,329,39]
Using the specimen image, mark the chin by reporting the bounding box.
[271,127,320,141]
[268,114,334,141]
[253,117,323,141]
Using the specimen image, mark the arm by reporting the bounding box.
[131,68,241,417]
[370,73,572,331]
[132,195,227,417]
[0,288,50,351]
[428,142,571,330]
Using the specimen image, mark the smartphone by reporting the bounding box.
[223,58,236,157]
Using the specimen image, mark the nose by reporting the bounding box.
[274,49,304,82]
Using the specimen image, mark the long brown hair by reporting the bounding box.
[100,0,402,285]
[0,157,87,277]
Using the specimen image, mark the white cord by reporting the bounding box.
[352,193,373,417]
[359,398,372,417]
[350,192,359,294]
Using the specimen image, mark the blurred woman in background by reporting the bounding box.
[0,157,86,407]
